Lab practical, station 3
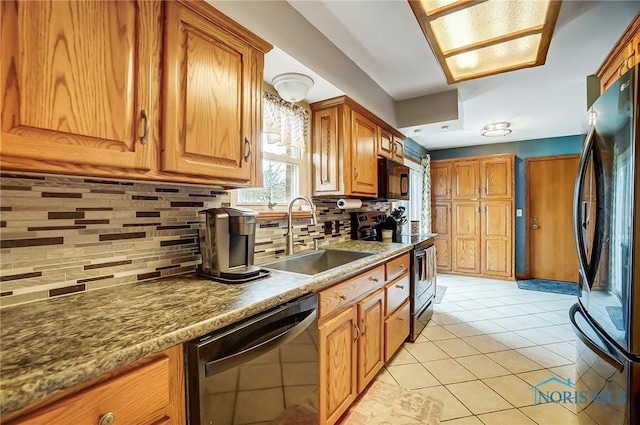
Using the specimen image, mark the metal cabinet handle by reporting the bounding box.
[140,110,150,145]
[399,263,405,269]
[339,294,347,300]
[244,138,252,162]
[98,412,116,425]
[532,224,539,230]
[368,276,379,282]
[395,284,405,289]
[398,316,405,321]
[361,319,368,335]
[354,166,359,178]
[353,323,360,341]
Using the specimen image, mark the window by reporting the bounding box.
[236,92,309,208]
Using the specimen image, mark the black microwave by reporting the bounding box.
[377,159,410,200]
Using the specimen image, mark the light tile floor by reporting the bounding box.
[377,274,596,425]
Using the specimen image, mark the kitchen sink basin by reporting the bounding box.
[261,249,373,276]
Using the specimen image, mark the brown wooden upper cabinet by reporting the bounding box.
[311,96,404,198]
[481,156,514,199]
[1,0,272,187]
[453,160,480,200]
[431,162,452,200]
[596,13,639,94]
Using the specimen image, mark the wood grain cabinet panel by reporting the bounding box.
[162,2,259,183]
[453,202,480,274]
[1,0,158,174]
[318,265,384,321]
[481,157,513,199]
[432,202,452,271]
[378,128,393,159]
[313,107,340,193]
[453,160,480,200]
[384,299,410,362]
[319,307,358,425]
[350,111,378,197]
[385,274,410,316]
[481,201,512,277]
[385,253,410,281]
[357,290,385,393]
[392,136,405,162]
[431,162,452,200]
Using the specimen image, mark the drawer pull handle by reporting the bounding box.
[398,317,405,321]
[361,318,368,335]
[339,294,347,300]
[354,323,361,341]
[98,412,116,425]
[395,284,405,289]
[368,277,379,282]
[399,264,405,269]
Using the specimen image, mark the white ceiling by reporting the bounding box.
[259,1,639,151]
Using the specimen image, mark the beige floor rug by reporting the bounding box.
[339,381,444,425]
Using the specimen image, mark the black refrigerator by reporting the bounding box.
[571,66,639,425]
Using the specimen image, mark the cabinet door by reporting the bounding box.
[319,307,358,425]
[162,2,256,183]
[433,202,451,271]
[384,299,410,361]
[453,202,480,273]
[350,111,378,196]
[378,127,393,159]
[431,162,452,200]
[313,107,340,194]
[453,160,480,200]
[481,156,513,199]
[1,0,157,175]
[357,290,385,393]
[393,136,405,162]
[481,201,513,277]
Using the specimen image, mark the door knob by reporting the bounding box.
[532,224,539,230]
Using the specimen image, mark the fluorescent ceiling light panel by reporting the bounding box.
[409,0,562,83]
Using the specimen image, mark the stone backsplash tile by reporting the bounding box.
[0,173,390,307]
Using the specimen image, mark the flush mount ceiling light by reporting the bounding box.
[408,0,562,84]
[481,122,511,137]
[272,73,314,103]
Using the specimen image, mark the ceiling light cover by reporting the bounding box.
[272,73,314,103]
[481,122,512,137]
[409,0,562,83]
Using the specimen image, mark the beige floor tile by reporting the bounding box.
[435,338,482,358]
[455,354,511,379]
[414,385,473,421]
[441,416,484,424]
[514,328,563,345]
[489,332,537,349]
[386,362,440,389]
[487,350,544,373]
[404,341,450,362]
[443,323,484,338]
[387,346,418,366]
[520,403,579,425]
[483,374,537,407]
[469,320,508,334]
[432,312,463,325]
[517,369,562,386]
[422,325,458,341]
[462,335,510,353]
[374,368,398,385]
[543,341,577,360]
[446,380,513,415]
[477,408,537,425]
[516,346,574,368]
[422,358,477,384]
[548,364,578,382]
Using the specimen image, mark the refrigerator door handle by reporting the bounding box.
[569,303,624,372]
[573,124,595,285]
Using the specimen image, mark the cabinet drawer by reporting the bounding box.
[16,357,170,425]
[319,265,385,320]
[386,253,410,281]
[384,299,410,361]
[385,273,410,317]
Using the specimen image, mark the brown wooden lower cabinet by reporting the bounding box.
[6,345,185,425]
[357,290,385,393]
[384,299,410,361]
[481,201,513,277]
[432,202,452,271]
[453,201,481,274]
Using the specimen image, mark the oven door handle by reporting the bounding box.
[204,308,317,377]
[416,250,425,281]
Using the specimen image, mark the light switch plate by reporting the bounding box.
[516,209,523,217]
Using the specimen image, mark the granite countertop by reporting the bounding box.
[0,240,412,417]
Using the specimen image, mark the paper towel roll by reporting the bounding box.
[337,199,363,209]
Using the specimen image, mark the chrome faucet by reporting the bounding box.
[286,196,317,255]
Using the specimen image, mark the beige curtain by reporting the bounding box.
[421,155,432,233]
[263,92,309,149]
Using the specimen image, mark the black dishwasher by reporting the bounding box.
[185,294,319,425]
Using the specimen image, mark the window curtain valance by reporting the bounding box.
[263,92,309,150]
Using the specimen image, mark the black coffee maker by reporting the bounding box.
[350,211,398,241]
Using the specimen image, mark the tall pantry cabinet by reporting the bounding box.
[431,154,515,279]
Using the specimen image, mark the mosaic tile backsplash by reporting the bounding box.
[0,173,390,307]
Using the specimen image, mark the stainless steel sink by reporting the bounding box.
[261,249,373,276]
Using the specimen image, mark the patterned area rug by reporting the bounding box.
[517,279,581,296]
[339,381,444,425]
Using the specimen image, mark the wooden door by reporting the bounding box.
[481,156,514,199]
[453,160,480,199]
[432,202,451,271]
[378,128,393,159]
[527,156,580,282]
[357,290,385,393]
[319,307,358,425]
[350,111,378,196]
[1,0,157,175]
[431,162,452,200]
[313,107,340,194]
[453,202,480,273]
[162,2,256,182]
[393,136,405,162]
[481,201,513,277]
